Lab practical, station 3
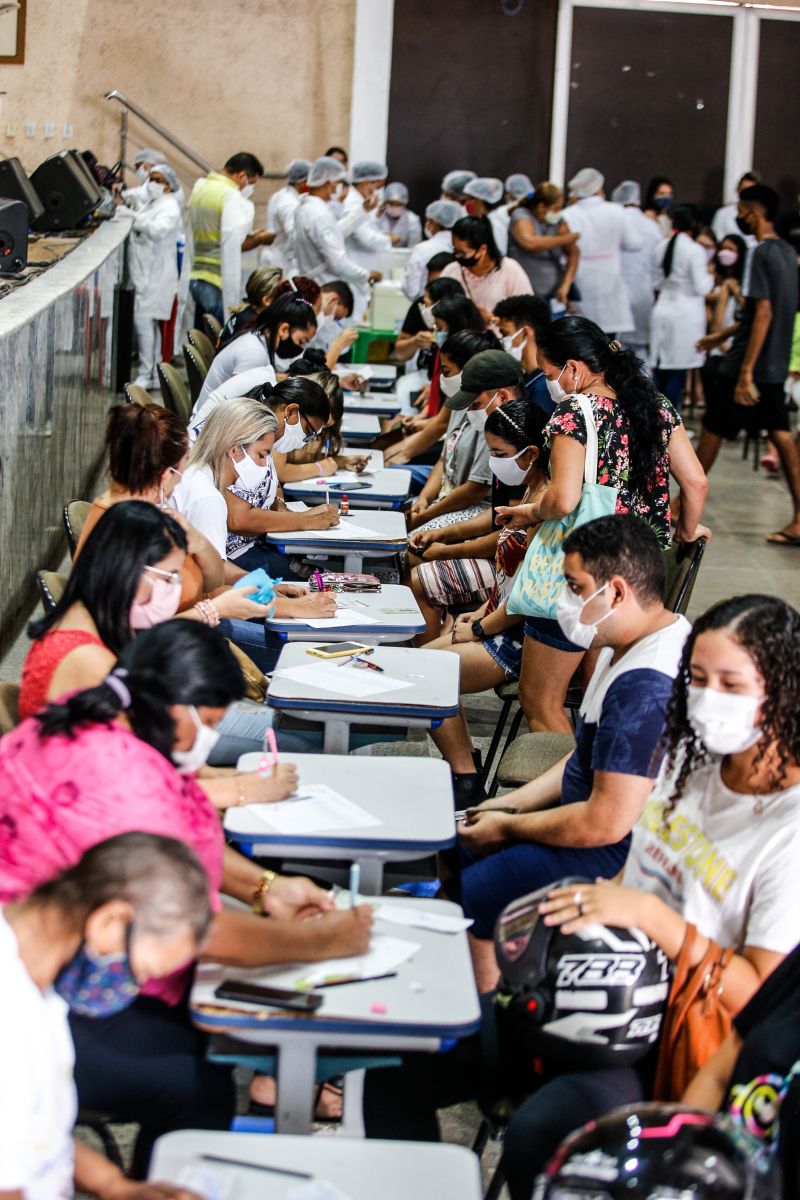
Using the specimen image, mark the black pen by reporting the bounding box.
[200,1153,312,1180]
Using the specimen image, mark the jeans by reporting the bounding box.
[189,278,224,327]
[232,543,303,581]
[208,700,323,765]
[654,368,686,412]
[218,616,282,675]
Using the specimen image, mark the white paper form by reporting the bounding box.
[295,935,421,988]
[298,609,378,629]
[279,521,396,542]
[242,784,382,836]
[276,662,414,698]
[373,905,473,934]
[285,500,311,512]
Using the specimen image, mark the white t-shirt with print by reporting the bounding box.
[173,463,229,559]
[0,909,76,1198]
[623,761,800,953]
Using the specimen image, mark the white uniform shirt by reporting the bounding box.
[0,910,76,1199]
[618,207,663,350]
[293,194,370,288]
[563,195,642,333]
[402,228,453,300]
[262,184,302,274]
[173,464,229,558]
[195,331,275,410]
[189,365,276,442]
[624,761,800,954]
[489,206,510,256]
[650,233,714,369]
[126,193,182,320]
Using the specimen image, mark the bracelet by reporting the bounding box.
[251,868,278,914]
[195,598,220,627]
[234,774,246,807]
[315,461,324,476]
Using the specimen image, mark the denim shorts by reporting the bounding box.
[524,616,583,654]
[481,629,524,680]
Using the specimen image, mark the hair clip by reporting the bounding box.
[608,340,622,353]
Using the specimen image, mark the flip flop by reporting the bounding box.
[765,531,800,546]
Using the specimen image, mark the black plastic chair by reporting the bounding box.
[157,362,193,425]
[187,327,215,367]
[63,500,92,557]
[202,313,222,344]
[183,344,208,407]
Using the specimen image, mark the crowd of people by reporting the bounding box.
[3,143,800,1199]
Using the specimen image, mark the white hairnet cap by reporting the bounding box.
[568,167,605,199]
[384,182,409,204]
[351,161,389,183]
[441,170,477,199]
[151,163,180,193]
[287,159,311,185]
[425,199,462,228]
[505,173,535,201]
[307,156,348,188]
[611,180,641,206]
[463,177,504,205]
[134,147,160,167]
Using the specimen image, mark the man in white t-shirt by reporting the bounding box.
[456,515,690,989]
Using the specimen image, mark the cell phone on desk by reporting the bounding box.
[214,979,323,1012]
[307,642,372,659]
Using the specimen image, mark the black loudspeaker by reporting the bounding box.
[0,157,44,224]
[0,198,29,274]
[30,150,101,231]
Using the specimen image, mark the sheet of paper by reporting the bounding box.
[285,500,310,512]
[299,608,378,628]
[243,783,382,835]
[290,1182,356,1200]
[295,935,421,988]
[280,521,395,542]
[374,904,474,934]
[178,1163,239,1200]
[276,662,414,698]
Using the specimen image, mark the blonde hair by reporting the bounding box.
[531,181,563,209]
[187,397,277,489]
[245,265,282,308]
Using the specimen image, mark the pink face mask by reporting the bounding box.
[130,572,182,630]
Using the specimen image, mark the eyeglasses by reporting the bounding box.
[144,565,182,587]
[300,414,326,445]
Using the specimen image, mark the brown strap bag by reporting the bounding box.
[653,922,733,1101]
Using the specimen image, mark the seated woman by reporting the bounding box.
[363,593,800,1200]
[421,399,547,803]
[0,833,214,1200]
[216,263,283,349]
[194,291,318,412]
[279,350,372,479]
[23,500,309,775]
[392,272,462,367]
[0,622,372,1179]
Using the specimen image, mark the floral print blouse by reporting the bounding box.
[544,392,681,547]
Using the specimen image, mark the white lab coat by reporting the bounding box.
[185,178,254,318]
[402,228,453,300]
[650,233,713,369]
[293,194,370,289]
[338,188,392,322]
[618,207,663,350]
[489,206,510,256]
[127,193,182,319]
[563,195,641,333]
[261,184,301,274]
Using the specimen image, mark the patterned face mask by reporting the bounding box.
[54,927,139,1017]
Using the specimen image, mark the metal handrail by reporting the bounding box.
[104,90,286,180]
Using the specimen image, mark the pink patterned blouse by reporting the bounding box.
[0,716,224,1006]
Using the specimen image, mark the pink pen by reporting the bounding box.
[314,569,325,592]
[258,728,280,777]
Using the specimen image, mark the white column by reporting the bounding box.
[549,0,574,185]
[348,0,395,164]
[724,7,760,202]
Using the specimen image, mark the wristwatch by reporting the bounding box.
[251,868,279,914]
[471,619,487,642]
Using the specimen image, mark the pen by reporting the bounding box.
[355,656,384,672]
[349,862,360,907]
[325,487,330,506]
[257,727,279,778]
[314,569,324,592]
[315,972,398,989]
[200,1154,312,1180]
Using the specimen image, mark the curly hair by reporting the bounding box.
[660,595,800,820]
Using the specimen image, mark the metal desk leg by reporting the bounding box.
[343,552,365,572]
[322,718,351,755]
[274,1040,317,1134]
[357,857,384,896]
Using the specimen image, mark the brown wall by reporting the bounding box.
[0,0,356,203]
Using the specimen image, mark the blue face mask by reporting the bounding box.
[434,330,448,348]
[54,930,139,1017]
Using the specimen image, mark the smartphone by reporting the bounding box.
[307,642,372,659]
[214,979,323,1012]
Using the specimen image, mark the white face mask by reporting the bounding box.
[172,705,220,774]
[686,686,763,757]
[136,165,149,183]
[241,183,255,199]
[489,446,530,486]
[273,414,307,453]
[555,581,612,650]
[544,209,563,226]
[501,332,525,362]
[232,447,270,491]
[419,303,436,331]
[546,366,568,405]
[440,371,462,399]
[146,180,166,201]
[424,223,435,240]
[467,407,488,432]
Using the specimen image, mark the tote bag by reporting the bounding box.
[508,394,618,621]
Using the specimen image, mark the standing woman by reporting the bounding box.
[441,216,531,322]
[651,205,714,411]
[507,182,581,305]
[496,315,708,733]
[643,175,675,237]
[120,163,182,390]
[195,292,318,409]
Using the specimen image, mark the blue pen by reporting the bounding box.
[349,862,360,908]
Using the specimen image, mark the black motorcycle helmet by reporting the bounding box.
[533,1103,779,1199]
[494,879,669,1070]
